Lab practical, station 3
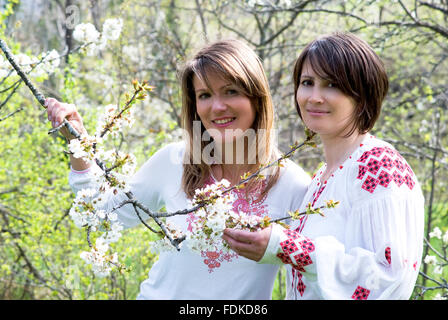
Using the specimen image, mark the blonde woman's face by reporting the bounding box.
[193,72,256,144]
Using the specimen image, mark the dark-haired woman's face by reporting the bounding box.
[296,59,357,139]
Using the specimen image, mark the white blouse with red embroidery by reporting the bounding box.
[68,142,310,299]
[259,134,424,300]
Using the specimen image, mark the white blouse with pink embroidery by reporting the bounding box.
[69,142,310,299]
[259,134,424,300]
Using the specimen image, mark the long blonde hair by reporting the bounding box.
[179,39,280,199]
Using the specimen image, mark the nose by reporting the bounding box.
[211,96,227,112]
[309,86,324,104]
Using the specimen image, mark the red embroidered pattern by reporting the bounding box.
[280,239,299,254]
[279,229,315,270]
[297,273,306,297]
[188,177,268,273]
[357,146,415,193]
[385,247,391,265]
[296,166,329,234]
[352,286,371,300]
[293,251,313,269]
[311,185,326,206]
[279,229,316,297]
[277,252,292,264]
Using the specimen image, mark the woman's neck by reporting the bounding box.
[320,132,367,181]
[212,141,254,185]
[212,163,252,185]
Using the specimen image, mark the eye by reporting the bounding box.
[197,92,211,100]
[300,79,313,86]
[225,88,239,96]
[328,82,338,88]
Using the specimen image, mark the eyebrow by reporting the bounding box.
[300,74,334,83]
[194,83,234,93]
[300,75,314,79]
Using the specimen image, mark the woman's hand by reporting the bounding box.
[222,226,272,262]
[45,97,87,140]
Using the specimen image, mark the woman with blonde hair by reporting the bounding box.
[46,39,310,299]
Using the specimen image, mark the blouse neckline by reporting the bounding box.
[315,133,374,186]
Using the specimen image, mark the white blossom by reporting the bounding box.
[150,222,184,254]
[14,53,33,73]
[102,18,123,41]
[85,39,108,57]
[73,23,100,44]
[0,55,11,78]
[429,227,442,239]
[68,138,87,159]
[443,230,448,244]
[68,134,102,161]
[183,179,266,255]
[100,172,131,194]
[424,255,437,265]
[122,45,140,63]
[96,104,135,138]
[69,187,106,230]
[434,265,444,275]
[99,222,123,244]
[40,49,60,74]
[80,238,118,277]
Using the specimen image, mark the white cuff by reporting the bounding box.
[258,224,285,265]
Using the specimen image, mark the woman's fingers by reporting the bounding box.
[46,97,65,127]
[54,104,76,127]
[222,226,272,262]
[45,97,85,138]
[223,228,256,243]
[223,232,257,260]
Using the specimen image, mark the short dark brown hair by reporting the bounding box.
[293,32,389,136]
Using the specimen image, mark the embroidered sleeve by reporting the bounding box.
[259,224,316,271]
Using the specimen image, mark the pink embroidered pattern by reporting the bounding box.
[352,286,370,300]
[188,177,268,273]
[357,146,415,193]
[201,250,237,271]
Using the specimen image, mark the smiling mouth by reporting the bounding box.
[212,117,235,125]
[307,109,329,114]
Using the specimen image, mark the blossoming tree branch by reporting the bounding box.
[0,19,340,277]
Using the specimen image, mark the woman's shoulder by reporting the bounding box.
[149,140,186,161]
[344,135,420,201]
[276,158,312,189]
[139,141,186,172]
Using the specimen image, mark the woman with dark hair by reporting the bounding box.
[45,39,310,299]
[223,32,424,300]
